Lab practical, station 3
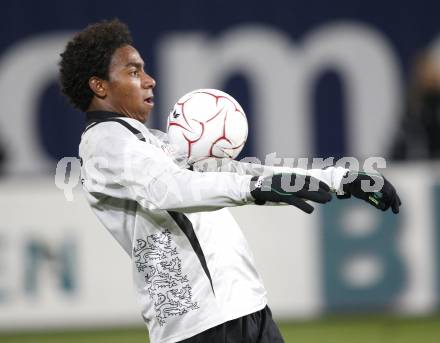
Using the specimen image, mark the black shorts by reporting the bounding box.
[179,306,285,343]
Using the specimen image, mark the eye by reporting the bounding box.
[130,69,140,77]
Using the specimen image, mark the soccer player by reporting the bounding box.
[59,19,401,343]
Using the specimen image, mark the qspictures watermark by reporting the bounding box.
[54,154,386,202]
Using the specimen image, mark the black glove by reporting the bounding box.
[339,171,401,214]
[250,173,332,214]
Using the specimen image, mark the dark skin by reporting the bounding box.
[87,45,156,122]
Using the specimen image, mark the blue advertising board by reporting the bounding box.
[1,0,440,171]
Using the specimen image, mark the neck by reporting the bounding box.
[87,101,122,114]
[87,102,146,122]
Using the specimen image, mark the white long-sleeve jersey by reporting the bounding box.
[79,112,348,343]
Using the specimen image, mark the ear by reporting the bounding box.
[88,77,107,98]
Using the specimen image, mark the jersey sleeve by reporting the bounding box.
[80,124,253,213]
[192,158,348,194]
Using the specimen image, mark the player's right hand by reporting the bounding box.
[338,171,401,214]
[250,173,332,214]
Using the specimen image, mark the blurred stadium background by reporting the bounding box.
[2,0,440,342]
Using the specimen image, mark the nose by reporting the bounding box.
[142,72,156,89]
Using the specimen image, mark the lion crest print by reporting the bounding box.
[134,229,199,325]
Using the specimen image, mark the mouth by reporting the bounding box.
[144,96,154,106]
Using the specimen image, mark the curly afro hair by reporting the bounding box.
[59,19,133,112]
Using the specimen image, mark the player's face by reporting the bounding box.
[106,45,156,122]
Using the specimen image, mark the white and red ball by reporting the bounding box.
[167,89,248,162]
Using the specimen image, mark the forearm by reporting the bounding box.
[192,158,348,193]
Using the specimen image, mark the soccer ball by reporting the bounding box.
[167,89,248,163]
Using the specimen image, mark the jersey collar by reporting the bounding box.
[85,111,125,126]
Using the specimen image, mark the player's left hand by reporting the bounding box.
[250,173,332,213]
[338,171,401,214]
